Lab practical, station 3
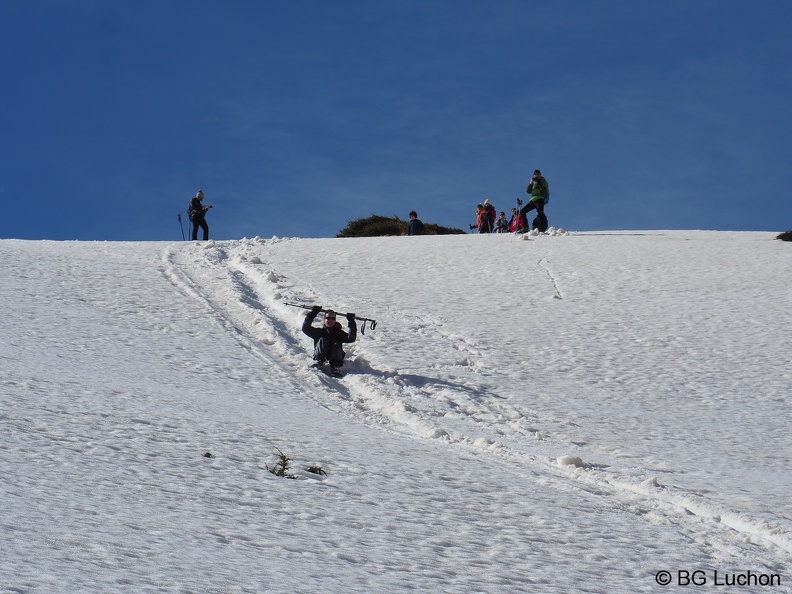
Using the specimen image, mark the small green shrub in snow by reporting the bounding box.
[337,214,466,237]
[267,448,297,479]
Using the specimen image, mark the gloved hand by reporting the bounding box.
[346,312,355,322]
[311,305,322,315]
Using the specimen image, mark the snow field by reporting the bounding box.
[1,232,790,592]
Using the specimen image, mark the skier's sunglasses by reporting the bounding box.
[325,315,336,320]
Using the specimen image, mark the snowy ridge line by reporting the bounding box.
[175,239,792,563]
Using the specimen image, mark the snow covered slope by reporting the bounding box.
[1,231,789,592]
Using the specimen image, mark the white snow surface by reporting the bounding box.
[1,231,790,593]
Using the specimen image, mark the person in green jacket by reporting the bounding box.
[519,169,549,232]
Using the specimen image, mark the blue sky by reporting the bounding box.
[2,1,790,240]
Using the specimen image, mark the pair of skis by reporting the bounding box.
[311,362,343,378]
[514,198,527,235]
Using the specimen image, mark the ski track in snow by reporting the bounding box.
[538,252,564,300]
[163,238,792,565]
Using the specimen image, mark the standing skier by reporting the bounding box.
[494,211,509,233]
[471,203,484,231]
[302,306,357,376]
[188,190,213,241]
[478,199,496,233]
[519,170,549,232]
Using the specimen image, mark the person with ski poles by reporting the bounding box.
[188,189,213,241]
[302,306,357,376]
[519,170,549,232]
[508,207,526,233]
[478,199,496,233]
[470,203,484,231]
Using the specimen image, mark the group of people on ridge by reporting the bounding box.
[472,169,550,234]
[186,169,547,242]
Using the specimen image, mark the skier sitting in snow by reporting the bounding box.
[302,306,357,375]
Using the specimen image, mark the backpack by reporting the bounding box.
[537,178,550,203]
[533,212,548,232]
[478,215,490,232]
[187,200,197,222]
[480,205,495,232]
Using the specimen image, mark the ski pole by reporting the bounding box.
[284,302,378,334]
[515,198,523,234]
[178,213,185,240]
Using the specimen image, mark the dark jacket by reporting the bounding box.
[302,310,357,346]
[407,218,424,235]
[188,197,209,220]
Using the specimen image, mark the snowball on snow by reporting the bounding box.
[557,455,584,468]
